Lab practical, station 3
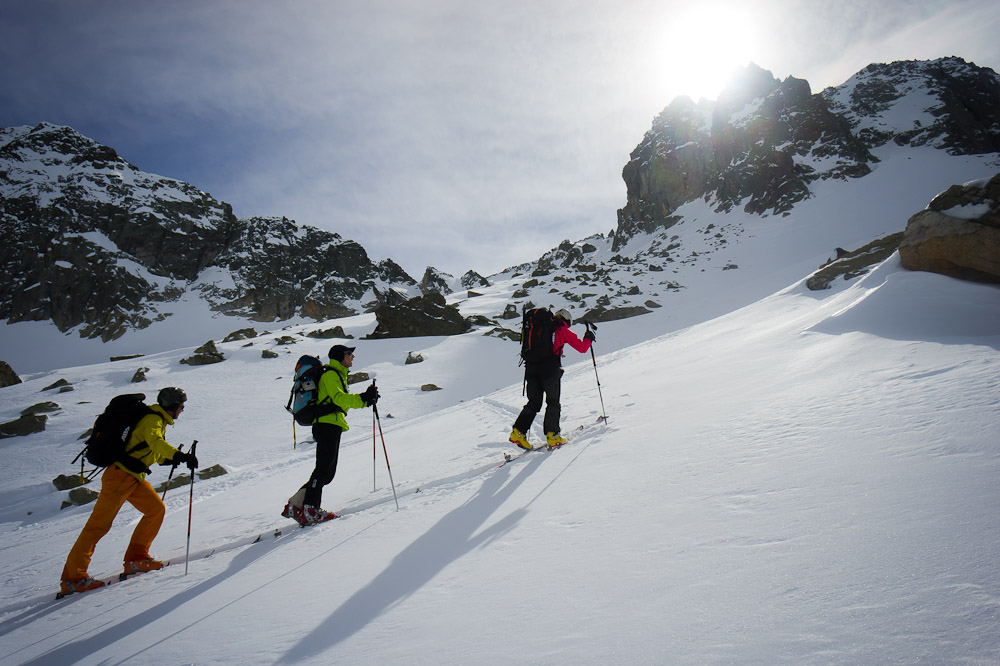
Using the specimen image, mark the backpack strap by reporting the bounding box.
[119,409,165,474]
[314,367,349,420]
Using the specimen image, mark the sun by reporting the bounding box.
[648,5,761,103]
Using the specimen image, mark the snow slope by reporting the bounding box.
[1,253,997,665]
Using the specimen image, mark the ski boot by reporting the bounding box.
[509,428,532,451]
[299,505,338,526]
[123,558,163,576]
[545,432,567,449]
[58,577,105,598]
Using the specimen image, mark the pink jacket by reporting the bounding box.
[553,322,592,356]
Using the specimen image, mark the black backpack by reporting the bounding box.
[520,308,557,364]
[83,394,158,473]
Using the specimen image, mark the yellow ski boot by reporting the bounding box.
[546,432,567,449]
[509,428,532,450]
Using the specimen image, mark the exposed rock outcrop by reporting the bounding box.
[899,173,1000,283]
[367,293,472,339]
[807,232,905,290]
[180,340,225,366]
[0,360,20,388]
[0,414,47,438]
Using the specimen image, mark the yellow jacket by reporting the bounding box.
[115,404,180,480]
[316,359,366,430]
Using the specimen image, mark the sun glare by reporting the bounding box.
[649,5,760,103]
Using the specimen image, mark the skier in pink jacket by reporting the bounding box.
[509,308,594,449]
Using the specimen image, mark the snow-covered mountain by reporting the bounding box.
[2,58,999,375]
[483,57,999,330]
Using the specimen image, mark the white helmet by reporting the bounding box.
[554,308,572,325]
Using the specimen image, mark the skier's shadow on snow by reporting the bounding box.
[15,536,283,666]
[278,455,542,664]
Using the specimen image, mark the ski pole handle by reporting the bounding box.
[161,443,184,501]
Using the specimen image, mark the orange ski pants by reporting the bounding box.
[61,464,166,581]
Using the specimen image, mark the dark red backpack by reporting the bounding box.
[520,308,557,364]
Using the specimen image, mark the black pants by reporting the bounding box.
[513,367,563,435]
[302,423,343,507]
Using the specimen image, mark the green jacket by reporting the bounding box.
[316,359,366,430]
[115,404,180,481]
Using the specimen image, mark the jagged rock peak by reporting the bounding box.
[418,267,455,295]
[461,270,490,289]
[613,57,1000,251]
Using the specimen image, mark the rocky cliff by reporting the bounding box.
[613,57,1000,251]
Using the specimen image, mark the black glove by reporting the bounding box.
[173,451,199,470]
[360,384,380,406]
[584,329,596,342]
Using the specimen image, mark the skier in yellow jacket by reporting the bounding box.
[282,345,379,526]
[59,387,197,596]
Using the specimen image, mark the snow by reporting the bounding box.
[942,202,992,220]
[729,96,766,127]
[1,252,998,665]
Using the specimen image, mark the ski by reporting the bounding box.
[497,443,565,468]
[57,562,176,600]
[54,528,282,600]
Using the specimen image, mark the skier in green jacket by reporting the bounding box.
[282,345,379,526]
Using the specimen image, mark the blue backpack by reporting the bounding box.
[285,356,343,426]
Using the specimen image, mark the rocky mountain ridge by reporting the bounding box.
[485,57,999,324]
[0,123,419,341]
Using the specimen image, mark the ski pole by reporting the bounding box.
[161,443,185,501]
[584,322,608,423]
[372,402,399,510]
[185,440,198,575]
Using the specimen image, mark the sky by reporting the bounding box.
[2,0,999,279]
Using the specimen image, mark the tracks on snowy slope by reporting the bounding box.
[1,399,607,617]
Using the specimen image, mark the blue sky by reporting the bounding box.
[2,0,998,279]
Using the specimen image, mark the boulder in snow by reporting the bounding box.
[899,173,1000,283]
[0,361,21,388]
[181,340,225,366]
[0,414,47,439]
